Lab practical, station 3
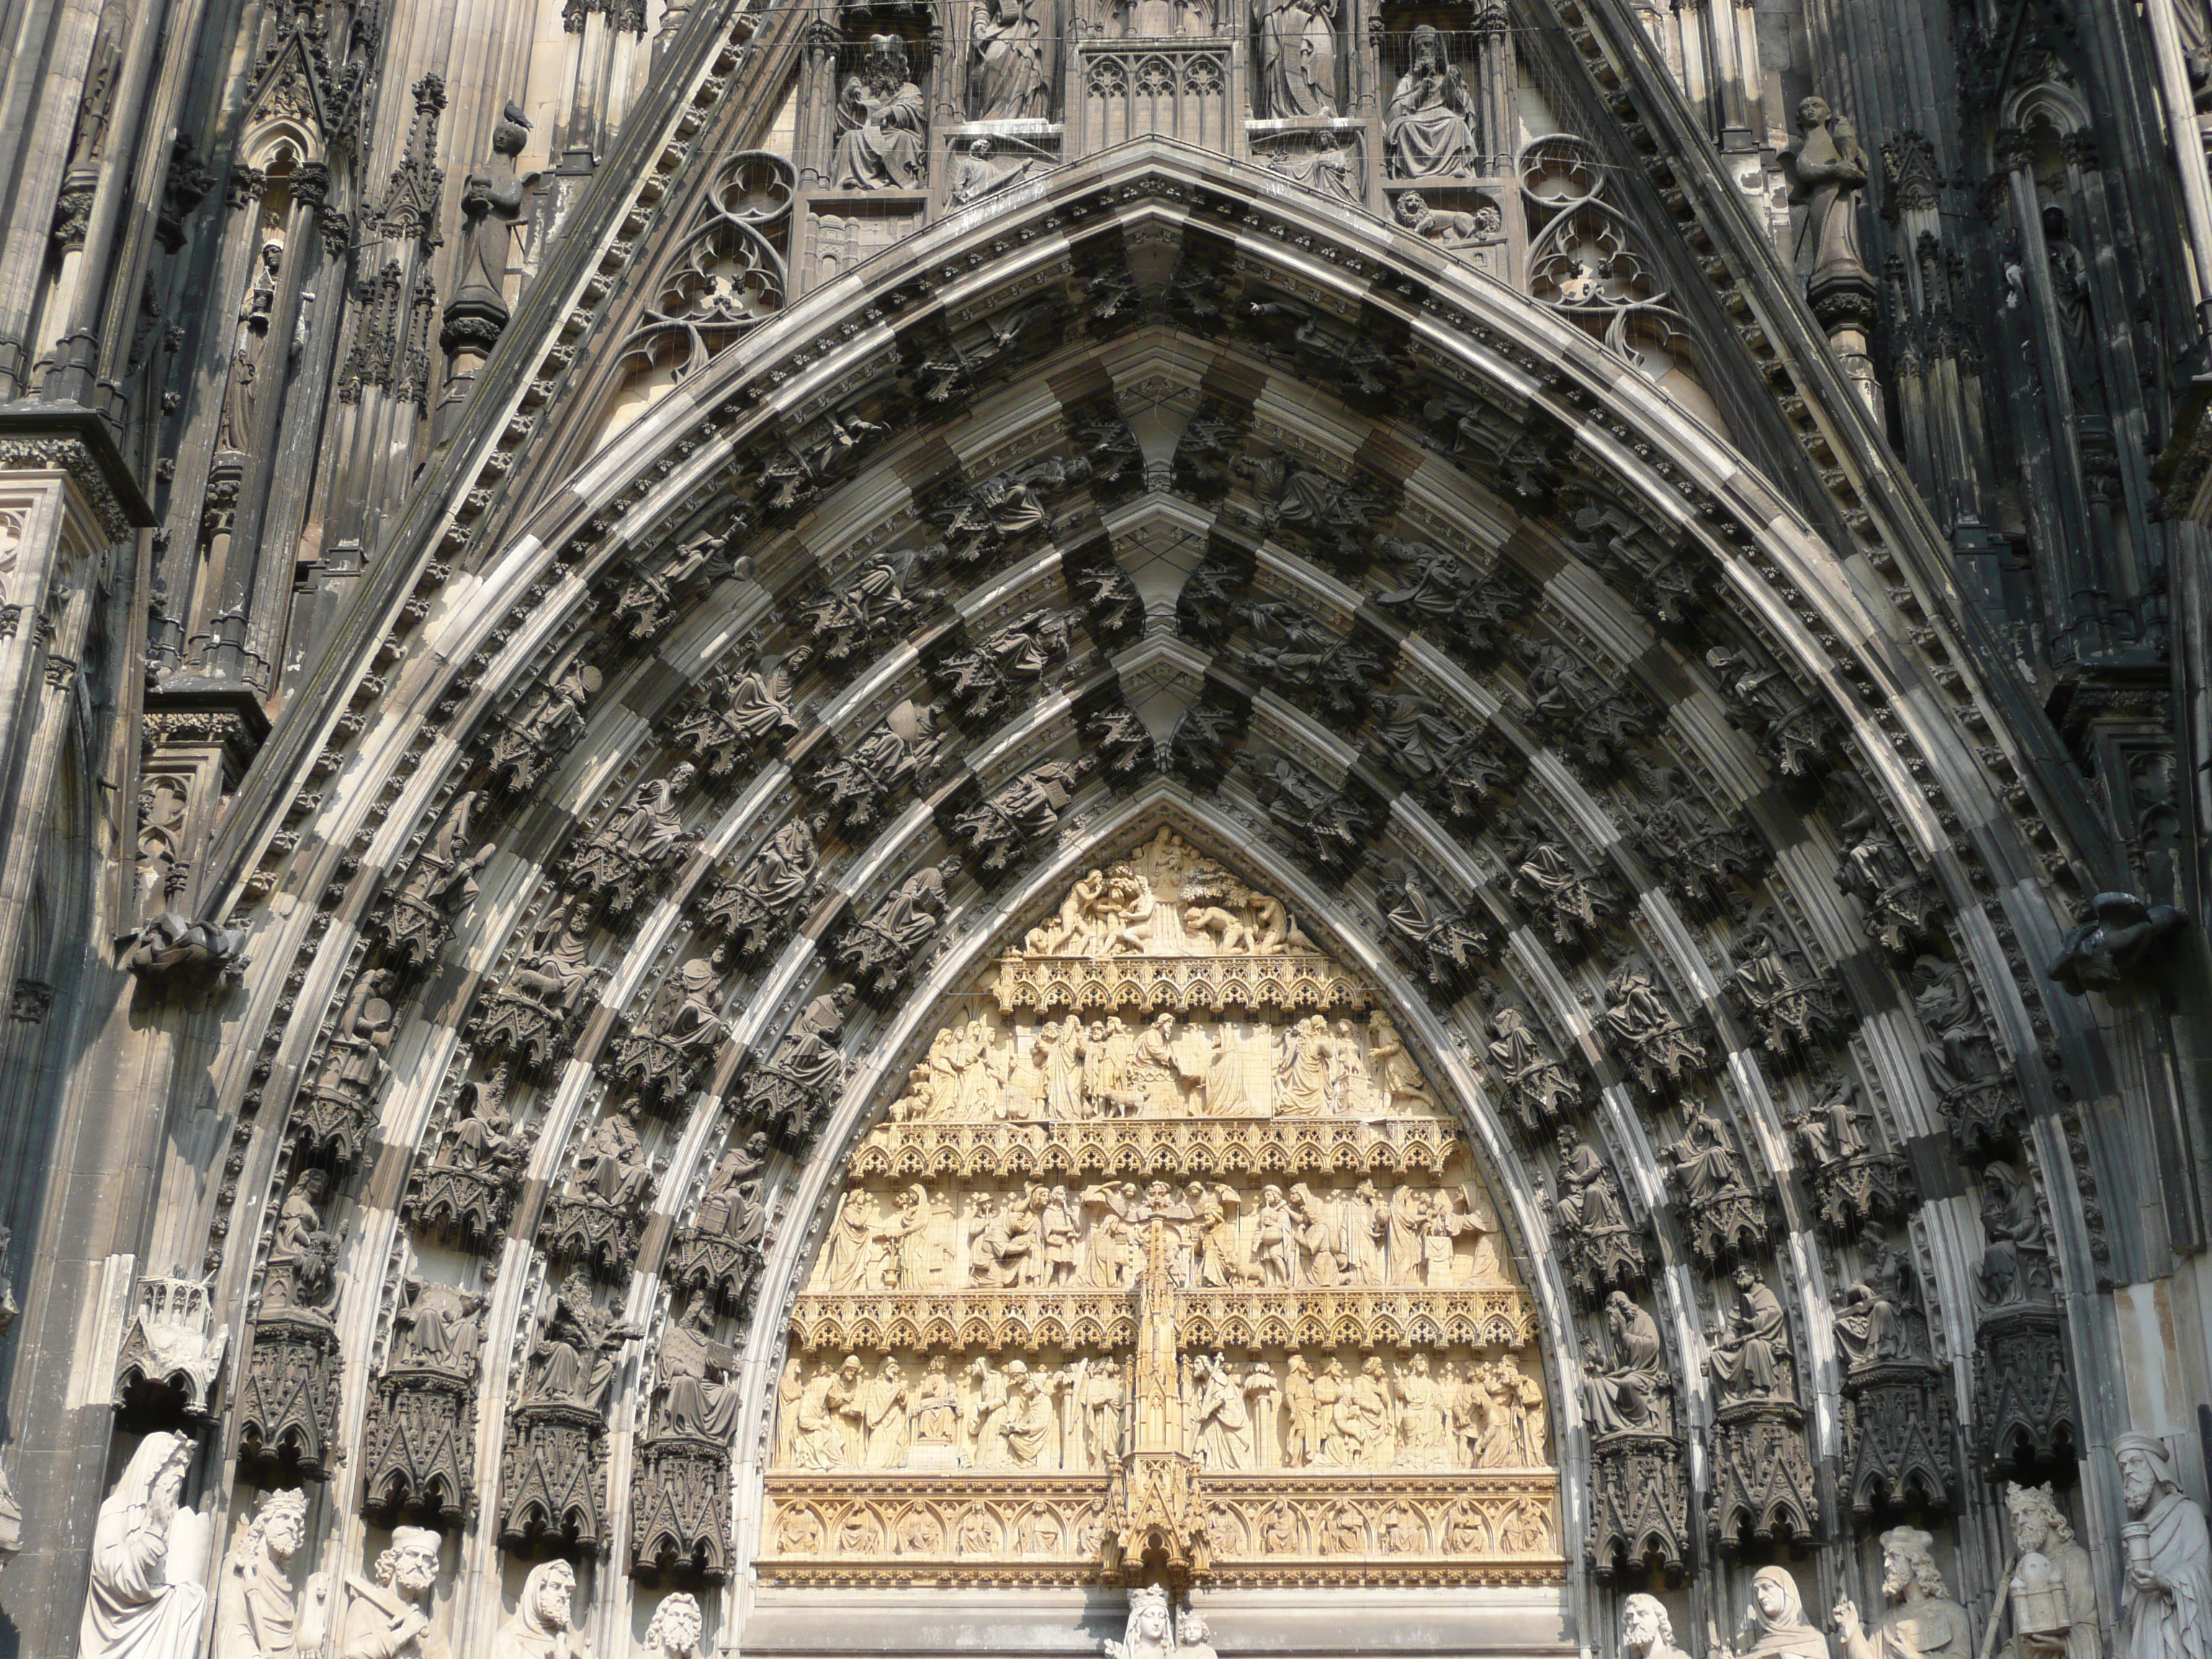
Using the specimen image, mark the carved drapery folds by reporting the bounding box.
[1582,1292,1687,1578]
[836,860,962,994]
[376,791,494,974]
[489,662,601,793]
[1484,1006,1582,1137]
[1506,831,1614,950]
[1785,97,1881,415]
[666,639,803,778]
[1706,645,1839,781]
[1243,755,1380,880]
[1972,1163,2078,1471]
[1372,536,1525,665]
[475,900,601,1073]
[631,1298,739,1581]
[1835,1223,1956,1516]
[952,756,1097,873]
[698,814,828,965]
[608,959,728,1111]
[1910,954,2021,1151]
[613,533,739,643]
[1787,1066,1912,1236]
[238,1173,345,1479]
[439,100,531,431]
[927,456,1087,572]
[789,548,937,668]
[361,1279,488,1524]
[1620,770,1766,914]
[405,1067,537,1248]
[1365,694,1516,830]
[1600,963,1707,1094]
[667,1133,772,1318]
[1548,1130,1646,1302]
[1514,638,1647,780]
[565,765,700,915]
[742,985,858,1147]
[1704,1266,1817,1548]
[498,1272,640,1552]
[1376,867,1491,994]
[1722,915,1844,1058]
[291,971,395,1166]
[931,608,1079,727]
[1232,601,1389,730]
[120,911,251,984]
[1660,1104,1768,1266]
[544,1112,662,1278]
[806,698,952,829]
[1835,802,1938,956]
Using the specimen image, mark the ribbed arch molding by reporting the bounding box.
[189,138,2103,1659]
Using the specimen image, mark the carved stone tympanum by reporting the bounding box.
[762,835,1560,1589]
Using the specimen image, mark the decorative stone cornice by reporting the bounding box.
[0,403,157,536]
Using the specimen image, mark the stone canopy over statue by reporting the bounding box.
[763,830,1559,1590]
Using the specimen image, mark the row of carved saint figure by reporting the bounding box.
[78,1438,711,1658]
[888,1010,1438,1122]
[812,1175,1509,1292]
[775,1345,1547,1473]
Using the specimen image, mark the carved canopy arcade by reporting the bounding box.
[764,831,1560,1590]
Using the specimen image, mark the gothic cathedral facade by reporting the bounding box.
[0,0,2208,1656]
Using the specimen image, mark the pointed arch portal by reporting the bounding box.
[96,132,2126,1659]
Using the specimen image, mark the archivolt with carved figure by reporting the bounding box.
[763,837,1561,1588]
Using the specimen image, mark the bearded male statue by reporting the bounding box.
[1621,1594,1691,1659]
[1836,1525,1974,1659]
[2114,1432,2211,1659]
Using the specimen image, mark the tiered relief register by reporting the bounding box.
[763,832,1563,1587]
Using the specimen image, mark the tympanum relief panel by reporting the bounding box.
[763,832,1561,1588]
